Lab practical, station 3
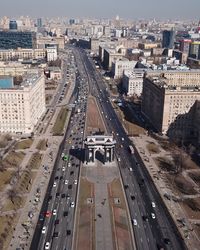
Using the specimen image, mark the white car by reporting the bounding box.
[70,201,75,208]
[45,242,50,249]
[65,180,69,185]
[122,137,124,141]
[129,167,133,171]
[42,226,46,234]
[151,202,156,208]
[133,219,137,226]
[74,180,77,185]
[53,182,57,187]
[117,158,121,162]
[53,209,57,216]
[151,213,156,219]
[62,167,65,172]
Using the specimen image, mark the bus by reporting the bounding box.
[128,145,134,154]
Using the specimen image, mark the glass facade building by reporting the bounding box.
[0,31,36,49]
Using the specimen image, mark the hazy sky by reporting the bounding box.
[0,0,199,20]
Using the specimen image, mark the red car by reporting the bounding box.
[44,211,52,217]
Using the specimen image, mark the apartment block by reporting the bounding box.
[142,70,200,134]
[0,74,46,134]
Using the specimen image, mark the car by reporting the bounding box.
[151,213,156,219]
[56,192,60,197]
[65,180,69,185]
[53,232,59,238]
[55,176,59,180]
[151,202,156,208]
[117,157,121,162]
[132,219,137,226]
[48,195,52,202]
[61,193,66,198]
[42,226,46,234]
[142,215,148,221]
[67,230,71,235]
[74,180,77,185]
[164,238,171,245]
[122,137,124,141]
[124,184,129,189]
[70,202,75,208]
[70,171,74,175]
[55,219,59,225]
[60,176,63,180]
[53,209,57,215]
[62,167,65,171]
[63,211,68,217]
[45,211,52,218]
[45,242,50,249]
[39,214,44,221]
[129,167,133,171]
[53,182,57,187]
[130,195,135,200]
[68,184,72,189]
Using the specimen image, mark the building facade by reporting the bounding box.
[122,70,144,96]
[0,31,36,49]
[142,70,200,134]
[111,59,137,79]
[0,74,46,134]
[162,30,175,49]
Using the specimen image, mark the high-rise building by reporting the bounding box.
[189,41,200,59]
[0,31,36,49]
[9,20,18,30]
[37,18,42,28]
[180,39,192,54]
[162,30,175,49]
[0,73,46,134]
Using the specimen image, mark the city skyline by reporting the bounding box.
[0,0,199,20]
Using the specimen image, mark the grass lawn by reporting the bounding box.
[0,151,25,169]
[52,108,68,135]
[15,139,33,150]
[0,170,14,191]
[36,139,47,151]
[27,152,43,169]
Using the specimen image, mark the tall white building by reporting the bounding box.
[0,74,46,134]
[111,59,137,79]
[122,69,144,96]
[46,46,58,62]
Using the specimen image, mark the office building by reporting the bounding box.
[162,30,175,49]
[189,41,200,59]
[142,70,200,134]
[0,73,46,134]
[46,46,58,61]
[180,39,192,54]
[37,18,42,28]
[0,31,36,49]
[9,20,17,30]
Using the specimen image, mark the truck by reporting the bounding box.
[128,145,134,154]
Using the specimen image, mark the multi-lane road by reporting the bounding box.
[31,45,186,250]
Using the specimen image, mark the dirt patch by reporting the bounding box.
[36,139,47,151]
[14,139,33,150]
[74,178,95,250]
[86,96,105,135]
[174,175,197,195]
[146,142,160,154]
[0,170,14,191]
[193,224,200,239]
[155,156,176,173]
[27,152,43,169]
[181,198,200,220]
[109,179,133,250]
[188,172,200,185]
[0,151,25,170]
